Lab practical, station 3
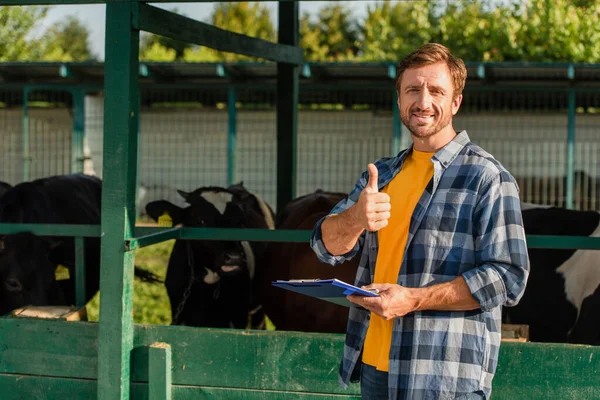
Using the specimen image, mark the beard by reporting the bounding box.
[400,107,453,139]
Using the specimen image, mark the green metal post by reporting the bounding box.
[22,87,30,182]
[72,88,86,174]
[74,236,86,307]
[276,1,299,212]
[149,342,172,400]
[98,3,140,399]
[227,87,236,186]
[392,90,401,155]
[566,90,576,209]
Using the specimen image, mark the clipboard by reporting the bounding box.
[272,278,379,307]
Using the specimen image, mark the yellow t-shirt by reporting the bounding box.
[362,149,435,371]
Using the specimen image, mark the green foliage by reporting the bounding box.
[86,240,174,325]
[360,1,432,61]
[140,8,193,62]
[0,6,48,61]
[183,2,275,62]
[40,15,96,62]
[300,3,360,61]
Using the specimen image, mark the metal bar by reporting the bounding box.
[75,236,86,307]
[0,223,101,237]
[526,235,600,250]
[565,89,576,209]
[97,3,140,399]
[137,4,303,65]
[125,227,181,251]
[149,342,172,400]
[276,1,300,213]
[22,86,30,182]
[392,90,401,155]
[227,87,236,186]
[72,88,86,174]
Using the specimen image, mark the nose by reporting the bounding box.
[415,89,433,111]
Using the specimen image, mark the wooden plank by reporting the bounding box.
[97,2,140,400]
[131,325,354,395]
[149,343,172,400]
[0,319,97,379]
[493,342,600,399]
[0,374,96,400]
[2,319,600,399]
[137,4,303,65]
[276,1,300,212]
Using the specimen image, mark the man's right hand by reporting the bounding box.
[351,163,391,232]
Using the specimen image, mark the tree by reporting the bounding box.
[40,15,96,61]
[0,6,48,61]
[300,4,360,61]
[184,2,275,62]
[360,1,433,61]
[140,8,193,61]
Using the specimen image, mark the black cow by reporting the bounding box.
[0,181,12,199]
[504,203,600,345]
[0,174,102,315]
[146,183,275,329]
[0,174,157,316]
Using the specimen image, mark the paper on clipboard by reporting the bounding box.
[271,278,379,307]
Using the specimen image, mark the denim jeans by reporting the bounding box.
[360,363,389,400]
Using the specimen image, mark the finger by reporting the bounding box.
[366,163,379,193]
[367,202,391,213]
[366,219,389,232]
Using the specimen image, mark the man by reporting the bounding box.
[310,43,529,399]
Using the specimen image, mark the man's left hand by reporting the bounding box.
[347,284,420,320]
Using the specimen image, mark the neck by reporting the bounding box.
[412,126,457,152]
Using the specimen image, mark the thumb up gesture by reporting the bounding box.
[353,163,391,231]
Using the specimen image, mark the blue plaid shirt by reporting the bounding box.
[311,131,529,400]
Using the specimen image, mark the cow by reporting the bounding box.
[0,174,158,316]
[264,195,600,345]
[145,183,275,329]
[505,204,600,345]
[261,190,359,333]
[0,181,11,199]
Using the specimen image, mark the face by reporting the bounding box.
[398,61,462,141]
[0,233,61,315]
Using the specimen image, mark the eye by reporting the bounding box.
[6,278,22,292]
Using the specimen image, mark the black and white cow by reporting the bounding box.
[0,174,158,316]
[504,203,600,345]
[145,183,275,329]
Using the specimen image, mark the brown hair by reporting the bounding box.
[395,43,467,97]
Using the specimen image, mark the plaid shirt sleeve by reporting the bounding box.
[310,170,369,266]
[462,170,530,312]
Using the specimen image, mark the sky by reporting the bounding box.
[40,2,374,60]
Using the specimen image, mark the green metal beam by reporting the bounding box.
[227,87,237,186]
[97,3,140,399]
[22,87,30,182]
[565,89,576,209]
[74,236,87,307]
[276,1,300,213]
[136,4,303,65]
[125,227,181,251]
[72,88,86,174]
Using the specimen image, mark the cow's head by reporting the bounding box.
[146,185,269,284]
[0,233,65,315]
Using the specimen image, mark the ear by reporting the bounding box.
[145,200,183,225]
[177,190,190,203]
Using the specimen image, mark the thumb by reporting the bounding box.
[366,163,379,192]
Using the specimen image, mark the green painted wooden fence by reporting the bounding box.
[1,318,599,399]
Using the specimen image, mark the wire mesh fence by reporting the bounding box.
[1,82,599,214]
